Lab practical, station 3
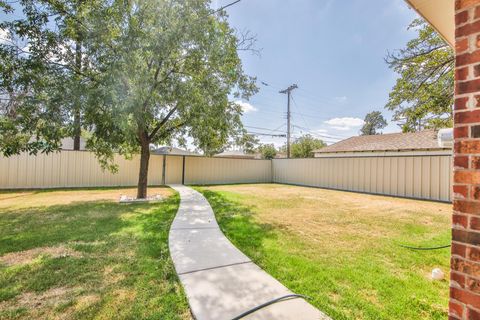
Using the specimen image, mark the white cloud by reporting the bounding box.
[324,117,364,131]
[235,101,257,114]
[334,96,348,103]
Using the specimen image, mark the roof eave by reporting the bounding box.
[404,0,454,48]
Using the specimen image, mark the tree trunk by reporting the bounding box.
[73,108,81,150]
[137,133,150,199]
[73,38,82,150]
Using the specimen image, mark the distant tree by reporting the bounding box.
[236,134,260,154]
[287,134,326,158]
[83,0,257,198]
[258,144,277,160]
[360,111,387,135]
[385,18,453,132]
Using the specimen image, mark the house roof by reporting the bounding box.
[214,150,256,158]
[61,137,87,150]
[314,130,448,153]
[151,146,199,156]
[404,0,454,47]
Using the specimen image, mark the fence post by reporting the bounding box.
[182,156,186,185]
[162,155,166,185]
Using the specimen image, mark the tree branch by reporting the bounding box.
[148,105,178,140]
[411,58,453,96]
[156,120,187,140]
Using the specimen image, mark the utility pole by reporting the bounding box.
[279,84,298,158]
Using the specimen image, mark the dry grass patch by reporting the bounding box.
[0,246,81,267]
[203,184,450,254]
[0,187,173,210]
[0,286,77,317]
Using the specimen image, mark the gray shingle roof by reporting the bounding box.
[315,130,448,153]
[151,146,199,156]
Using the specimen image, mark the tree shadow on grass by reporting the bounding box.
[0,201,139,255]
[0,195,189,318]
[197,189,277,263]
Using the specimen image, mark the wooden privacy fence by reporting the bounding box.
[272,155,452,202]
[0,151,452,202]
[0,151,272,189]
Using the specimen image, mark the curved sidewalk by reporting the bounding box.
[168,185,330,320]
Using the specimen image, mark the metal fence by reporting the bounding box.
[272,155,452,202]
[0,151,452,202]
[0,151,271,189]
[184,156,271,185]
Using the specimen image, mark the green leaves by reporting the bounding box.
[84,0,257,160]
[258,144,277,160]
[385,18,453,132]
[360,111,387,136]
[0,0,257,190]
[288,134,326,158]
[0,0,106,156]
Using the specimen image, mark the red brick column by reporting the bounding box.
[451,1,480,319]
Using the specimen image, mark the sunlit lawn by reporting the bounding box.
[0,187,189,320]
[196,184,451,320]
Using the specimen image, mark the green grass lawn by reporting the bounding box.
[196,184,451,320]
[0,187,190,320]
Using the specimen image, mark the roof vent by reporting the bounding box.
[437,128,453,148]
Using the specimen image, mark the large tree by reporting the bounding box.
[0,0,102,154]
[84,0,257,198]
[360,111,387,135]
[286,134,326,158]
[385,18,454,132]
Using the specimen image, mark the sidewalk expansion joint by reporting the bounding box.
[177,260,253,276]
[171,226,219,231]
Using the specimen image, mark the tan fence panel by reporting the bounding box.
[272,155,452,202]
[184,157,271,185]
[0,151,452,202]
[165,155,183,184]
[0,151,163,189]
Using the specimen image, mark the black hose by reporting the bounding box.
[398,243,451,250]
[231,294,310,320]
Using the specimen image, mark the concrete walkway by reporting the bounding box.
[168,185,330,320]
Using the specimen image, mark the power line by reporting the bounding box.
[292,124,349,140]
[244,125,285,133]
[270,123,287,132]
[261,79,349,109]
[291,95,312,130]
[290,94,348,143]
[214,0,242,13]
[291,124,338,139]
[291,125,345,144]
[247,131,286,138]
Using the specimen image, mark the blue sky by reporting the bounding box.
[214,0,419,146]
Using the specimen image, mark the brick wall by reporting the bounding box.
[452,1,480,319]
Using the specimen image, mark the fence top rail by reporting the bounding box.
[273,154,452,160]
[22,149,271,161]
